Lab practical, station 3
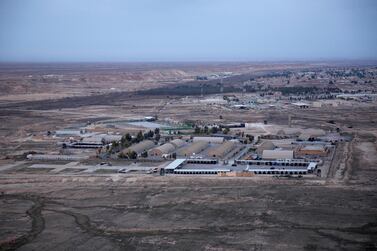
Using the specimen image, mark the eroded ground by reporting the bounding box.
[1,127,377,250]
[0,170,376,250]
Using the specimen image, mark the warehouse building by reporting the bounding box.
[207,141,236,158]
[82,134,123,144]
[297,145,328,157]
[235,159,312,167]
[55,130,84,137]
[163,159,186,174]
[248,168,308,175]
[27,154,88,161]
[122,140,155,156]
[148,139,185,157]
[162,158,229,175]
[292,102,310,109]
[173,168,230,175]
[64,142,102,149]
[149,143,175,157]
[177,141,209,157]
[193,136,224,144]
[170,139,185,148]
[262,150,294,160]
[186,159,218,164]
[101,135,123,144]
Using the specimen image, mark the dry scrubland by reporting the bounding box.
[0,62,377,250]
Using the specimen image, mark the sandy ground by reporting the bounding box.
[1,63,377,250]
[0,170,376,251]
[0,127,376,250]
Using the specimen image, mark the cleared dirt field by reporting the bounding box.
[0,172,376,251]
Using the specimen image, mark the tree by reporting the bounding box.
[194,126,201,134]
[246,134,254,143]
[155,133,161,142]
[154,128,160,135]
[125,133,132,141]
[144,131,154,139]
[210,127,219,134]
[204,126,209,134]
[223,127,230,134]
[127,151,137,159]
[136,131,144,142]
[141,151,148,158]
[121,134,131,147]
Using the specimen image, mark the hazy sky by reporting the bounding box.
[1,0,376,62]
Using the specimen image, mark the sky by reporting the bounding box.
[0,0,377,62]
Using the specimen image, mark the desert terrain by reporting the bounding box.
[0,62,377,250]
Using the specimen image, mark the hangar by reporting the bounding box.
[207,141,236,158]
[177,141,209,157]
[149,139,185,157]
[122,140,155,156]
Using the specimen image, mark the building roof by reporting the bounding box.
[177,141,209,156]
[193,137,224,143]
[301,145,326,151]
[247,168,308,172]
[164,159,186,170]
[292,102,310,106]
[207,141,236,158]
[150,143,176,155]
[308,162,317,170]
[170,139,185,148]
[262,150,294,160]
[174,168,230,173]
[125,140,155,154]
[102,134,123,143]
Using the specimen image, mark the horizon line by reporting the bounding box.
[1,58,377,64]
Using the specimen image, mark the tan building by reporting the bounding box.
[262,150,294,160]
[177,141,209,157]
[123,140,155,155]
[207,141,236,158]
[170,139,185,148]
[148,139,185,157]
[193,136,224,144]
[297,145,328,156]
